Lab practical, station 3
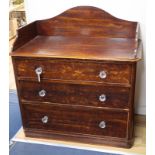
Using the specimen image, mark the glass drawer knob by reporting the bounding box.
[99,121,106,129]
[99,70,107,79]
[41,116,48,124]
[39,90,46,97]
[99,94,106,102]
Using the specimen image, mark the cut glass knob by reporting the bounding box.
[39,90,46,97]
[99,121,106,129]
[41,116,48,124]
[99,94,106,102]
[99,70,107,79]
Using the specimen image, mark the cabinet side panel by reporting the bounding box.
[127,63,137,141]
[11,57,26,128]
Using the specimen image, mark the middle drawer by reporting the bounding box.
[19,81,130,109]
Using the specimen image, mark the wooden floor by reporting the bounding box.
[12,115,145,155]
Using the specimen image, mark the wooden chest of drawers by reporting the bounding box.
[11,6,142,148]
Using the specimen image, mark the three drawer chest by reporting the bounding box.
[11,6,142,148]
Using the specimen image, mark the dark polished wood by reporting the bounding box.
[36,6,137,38]
[12,21,37,51]
[11,36,140,61]
[14,58,132,84]
[19,81,130,109]
[22,103,128,138]
[11,6,142,148]
[11,6,141,62]
[24,128,133,148]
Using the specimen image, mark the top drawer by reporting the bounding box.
[14,58,132,84]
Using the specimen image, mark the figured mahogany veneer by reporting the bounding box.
[12,36,139,61]
[15,58,132,85]
[11,6,142,148]
[22,103,128,138]
[19,81,130,109]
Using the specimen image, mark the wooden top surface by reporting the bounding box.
[11,35,140,61]
[11,6,142,61]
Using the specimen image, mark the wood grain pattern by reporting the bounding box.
[11,36,140,61]
[14,58,132,84]
[36,6,137,38]
[11,6,142,148]
[14,116,146,154]
[12,21,37,51]
[19,81,130,109]
[24,128,133,148]
[22,103,128,138]
[10,6,142,61]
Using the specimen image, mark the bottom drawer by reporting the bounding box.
[22,103,128,138]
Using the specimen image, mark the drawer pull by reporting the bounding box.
[35,67,43,82]
[39,90,46,97]
[99,70,107,79]
[99,121,106,129]
[41,116,48,124]
[99,94,106,102]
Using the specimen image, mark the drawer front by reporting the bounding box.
[19,81,130,109]
[15,58,131,84]
[22,103,128,138]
